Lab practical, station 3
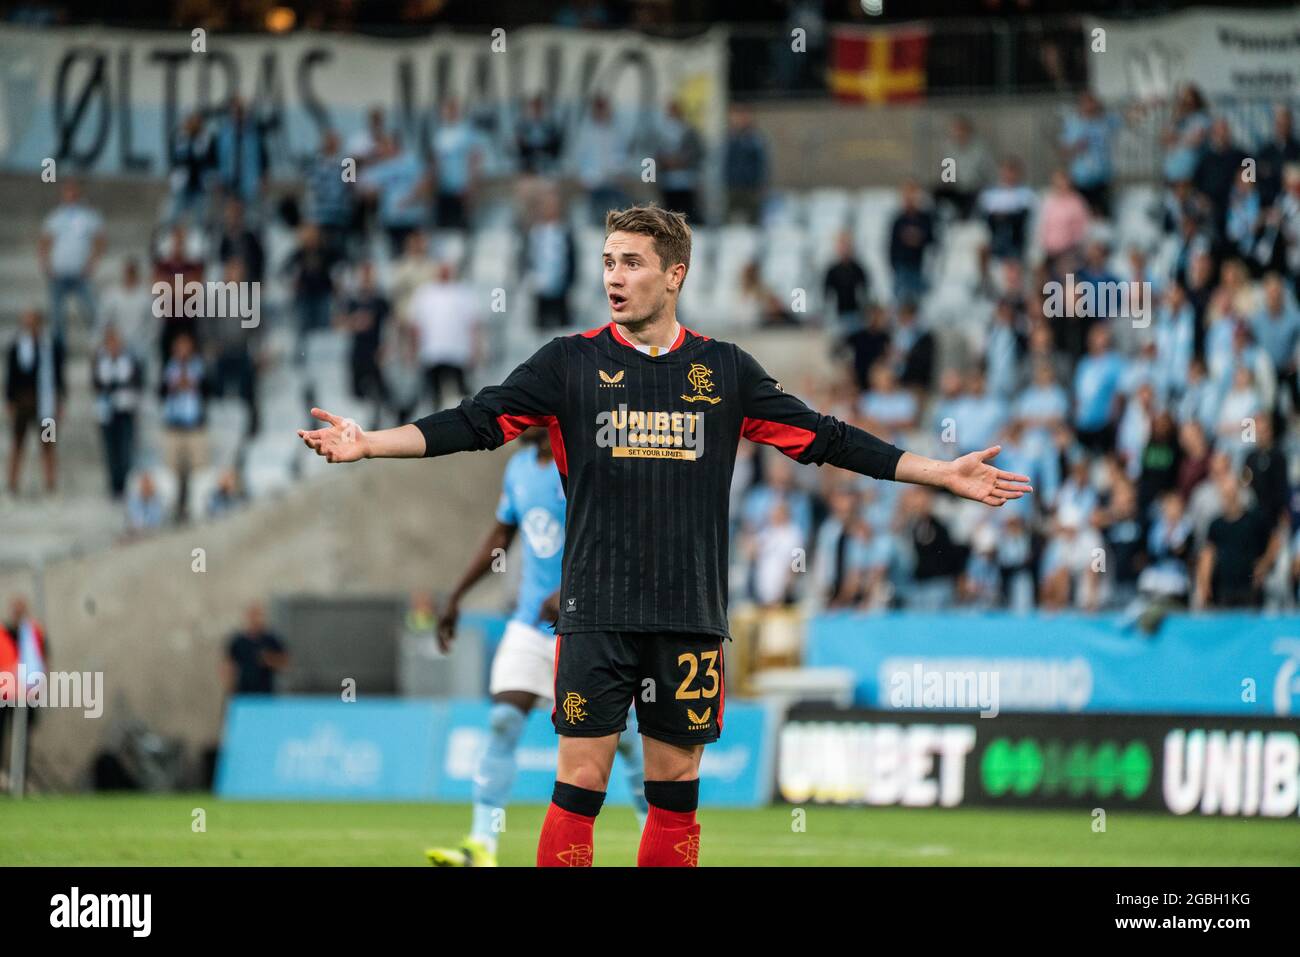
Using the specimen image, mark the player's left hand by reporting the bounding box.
[945,446,1033,507]
[298,407,369,462]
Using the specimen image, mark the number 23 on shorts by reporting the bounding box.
[675,650,720,700]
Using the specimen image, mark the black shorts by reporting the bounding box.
[552,631,726,747]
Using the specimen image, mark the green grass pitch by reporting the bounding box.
[2,796,1297,866]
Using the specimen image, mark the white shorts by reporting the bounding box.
[488,619,557,700]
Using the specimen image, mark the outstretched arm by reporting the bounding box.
[298,337,566,463]
[896,446,1033,507]
[298,408,424,461]
[736,346,1032,507]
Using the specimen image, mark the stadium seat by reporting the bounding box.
[759,223,812,304]
[679,227,716,323]
[761,191,804,228]
[933,220,988,290]
[468,228,520,288]
[703,224,759,325]
[806,188,853,234]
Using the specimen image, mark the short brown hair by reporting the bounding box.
[604,204,692,281]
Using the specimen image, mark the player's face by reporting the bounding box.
[603,231,676,325]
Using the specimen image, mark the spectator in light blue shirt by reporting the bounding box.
[741,453,813,543]
[1204,311,1240,385]
[859,362,918,445]
[126,471,165,536]
[1060,91,1121,216]
[845,518,898,610]
[1054,456,1099,527]
[1161,85,1211,183]
[931,367,966,452]
[1073,323,1126,452]
[814,483,900,611]
[432,99,483,230]
[159,333,208,523]
[303,129,353,248]
[1225,169,1263,262]
[214,97,269,209]
[39,179,104,347]
[1143,490,1193,600]
[1015,360,1069,456]
[571,95,632,225]
[1175,358,1220,436]
[948,366,1008,456]
[1252,273,1300,413]
[960,524,1004,609]
[1120,340,1160,401]
[360,133,428,256]
[985,298,1023,399]
[1153,283,1196,402]
[991,418,1053,521]
[1215,324,1276,418]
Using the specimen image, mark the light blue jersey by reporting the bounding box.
[496,444,565,633]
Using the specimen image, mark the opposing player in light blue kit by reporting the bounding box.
[426,427,648,866]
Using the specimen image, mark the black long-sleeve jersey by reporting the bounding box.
[415,321,904,639]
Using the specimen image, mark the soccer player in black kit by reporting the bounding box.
[299,205,1032,867]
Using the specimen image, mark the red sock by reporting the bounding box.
[536,802,597,867]
[637,806,701,867]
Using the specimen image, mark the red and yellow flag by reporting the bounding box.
[828,25,929,104]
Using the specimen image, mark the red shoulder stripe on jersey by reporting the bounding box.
[577,323,608,339]
[497,413,551,444]
[681,326,710,342]
[741,416,815,458]
[668,324,687,351]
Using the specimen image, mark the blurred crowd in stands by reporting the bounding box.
[731,86,1300,616]
[5,77,1300,614]
[6,92,768,533]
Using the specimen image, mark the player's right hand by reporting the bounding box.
[298,407,369,463]
[436,599,459,654]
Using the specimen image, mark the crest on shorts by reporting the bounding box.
[562,691,588,723]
